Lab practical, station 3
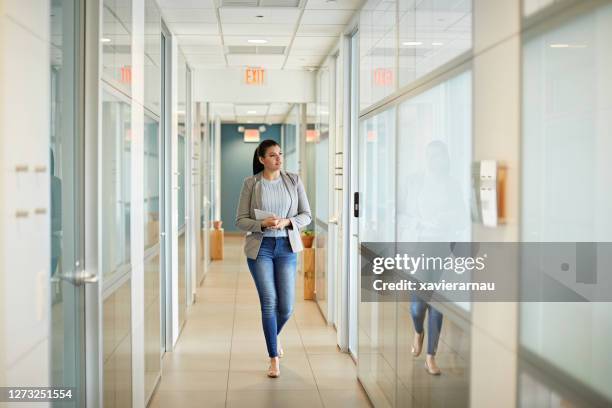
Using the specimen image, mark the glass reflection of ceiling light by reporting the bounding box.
[101,38,112,43]
[259,125,266,132]
[432,42,444,46]
[238,126,245,132]
[403,41,423,46]
[248,39,268,44]
[550,44,587,48]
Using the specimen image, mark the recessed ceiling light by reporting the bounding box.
[248,39,268,44]
[403,41,423,46]
[432,42,444,46]
[247,110,257,114]
[101,38,112,43]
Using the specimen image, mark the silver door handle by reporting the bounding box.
[52,271,99,286]
[329,217,339,225]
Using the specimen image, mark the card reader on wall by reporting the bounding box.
[471,160,507,227]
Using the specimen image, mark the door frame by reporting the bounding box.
[84,0,103,405]
[345,27,360,360]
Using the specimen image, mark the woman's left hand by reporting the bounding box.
[269,218,291,230]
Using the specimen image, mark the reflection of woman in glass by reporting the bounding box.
[405,141,469,375]
[235,140,312,378]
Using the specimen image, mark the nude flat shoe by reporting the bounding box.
[411,332,424,357]
[268,363,280,378]
[424,358,441,375]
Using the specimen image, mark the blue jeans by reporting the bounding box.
[410,298,443,355]
[247,237,297,358]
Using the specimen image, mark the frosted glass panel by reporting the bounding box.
[396,71,472,243]
[521,4,612,403]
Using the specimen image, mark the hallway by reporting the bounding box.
[149,236,371,408]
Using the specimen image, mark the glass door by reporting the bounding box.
[315,65,331,321]
[50,0,89,405]
[347,29,359,359]
[357,107,397,407]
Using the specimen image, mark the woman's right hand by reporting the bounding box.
[261,216,280,228]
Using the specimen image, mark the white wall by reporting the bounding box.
[193,68,316,103]
[0,0,51,402]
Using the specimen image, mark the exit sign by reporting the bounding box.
[244,129,260,142]
[373,68,393,86]
[245,67,265,85]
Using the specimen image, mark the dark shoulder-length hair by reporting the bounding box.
[252,139,280,175]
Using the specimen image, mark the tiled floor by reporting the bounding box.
[148,236,372,408]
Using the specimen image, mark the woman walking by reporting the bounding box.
[235,139,312,378]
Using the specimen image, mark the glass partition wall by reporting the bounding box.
[143,0,162,401]
[282,104,300,174]
[357,68,473,408]
[315,65,331,321]
[177,51,189,332]
[101,0,133,403]
[355,2,474,404]
[520,2,612,406]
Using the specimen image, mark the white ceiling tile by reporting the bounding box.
[235,104,269,115]
[288,47,328,56]
[211,103,235,114]
[301,9,355,25]
[268,103,290,115]
[223,36,291,46]
[265,115,286,124]
[222,24,295,36]
[286,55,324,66]
[185,54,226,65]
[306,0,364,10]
[162,8,217,23]
[291,35,337,51]
[177,35,222,45]
[297,24,344,36]
[158,0,215,8]
[227,54,285,68]
[180,44,225,54]
[219,7,301,24]
[236,116,266,123]
[168,22,219,35]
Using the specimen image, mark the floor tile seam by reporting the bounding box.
[225,257,241,408]
[295,312,327,408]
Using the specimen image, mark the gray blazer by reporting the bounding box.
[235,171,312,259]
